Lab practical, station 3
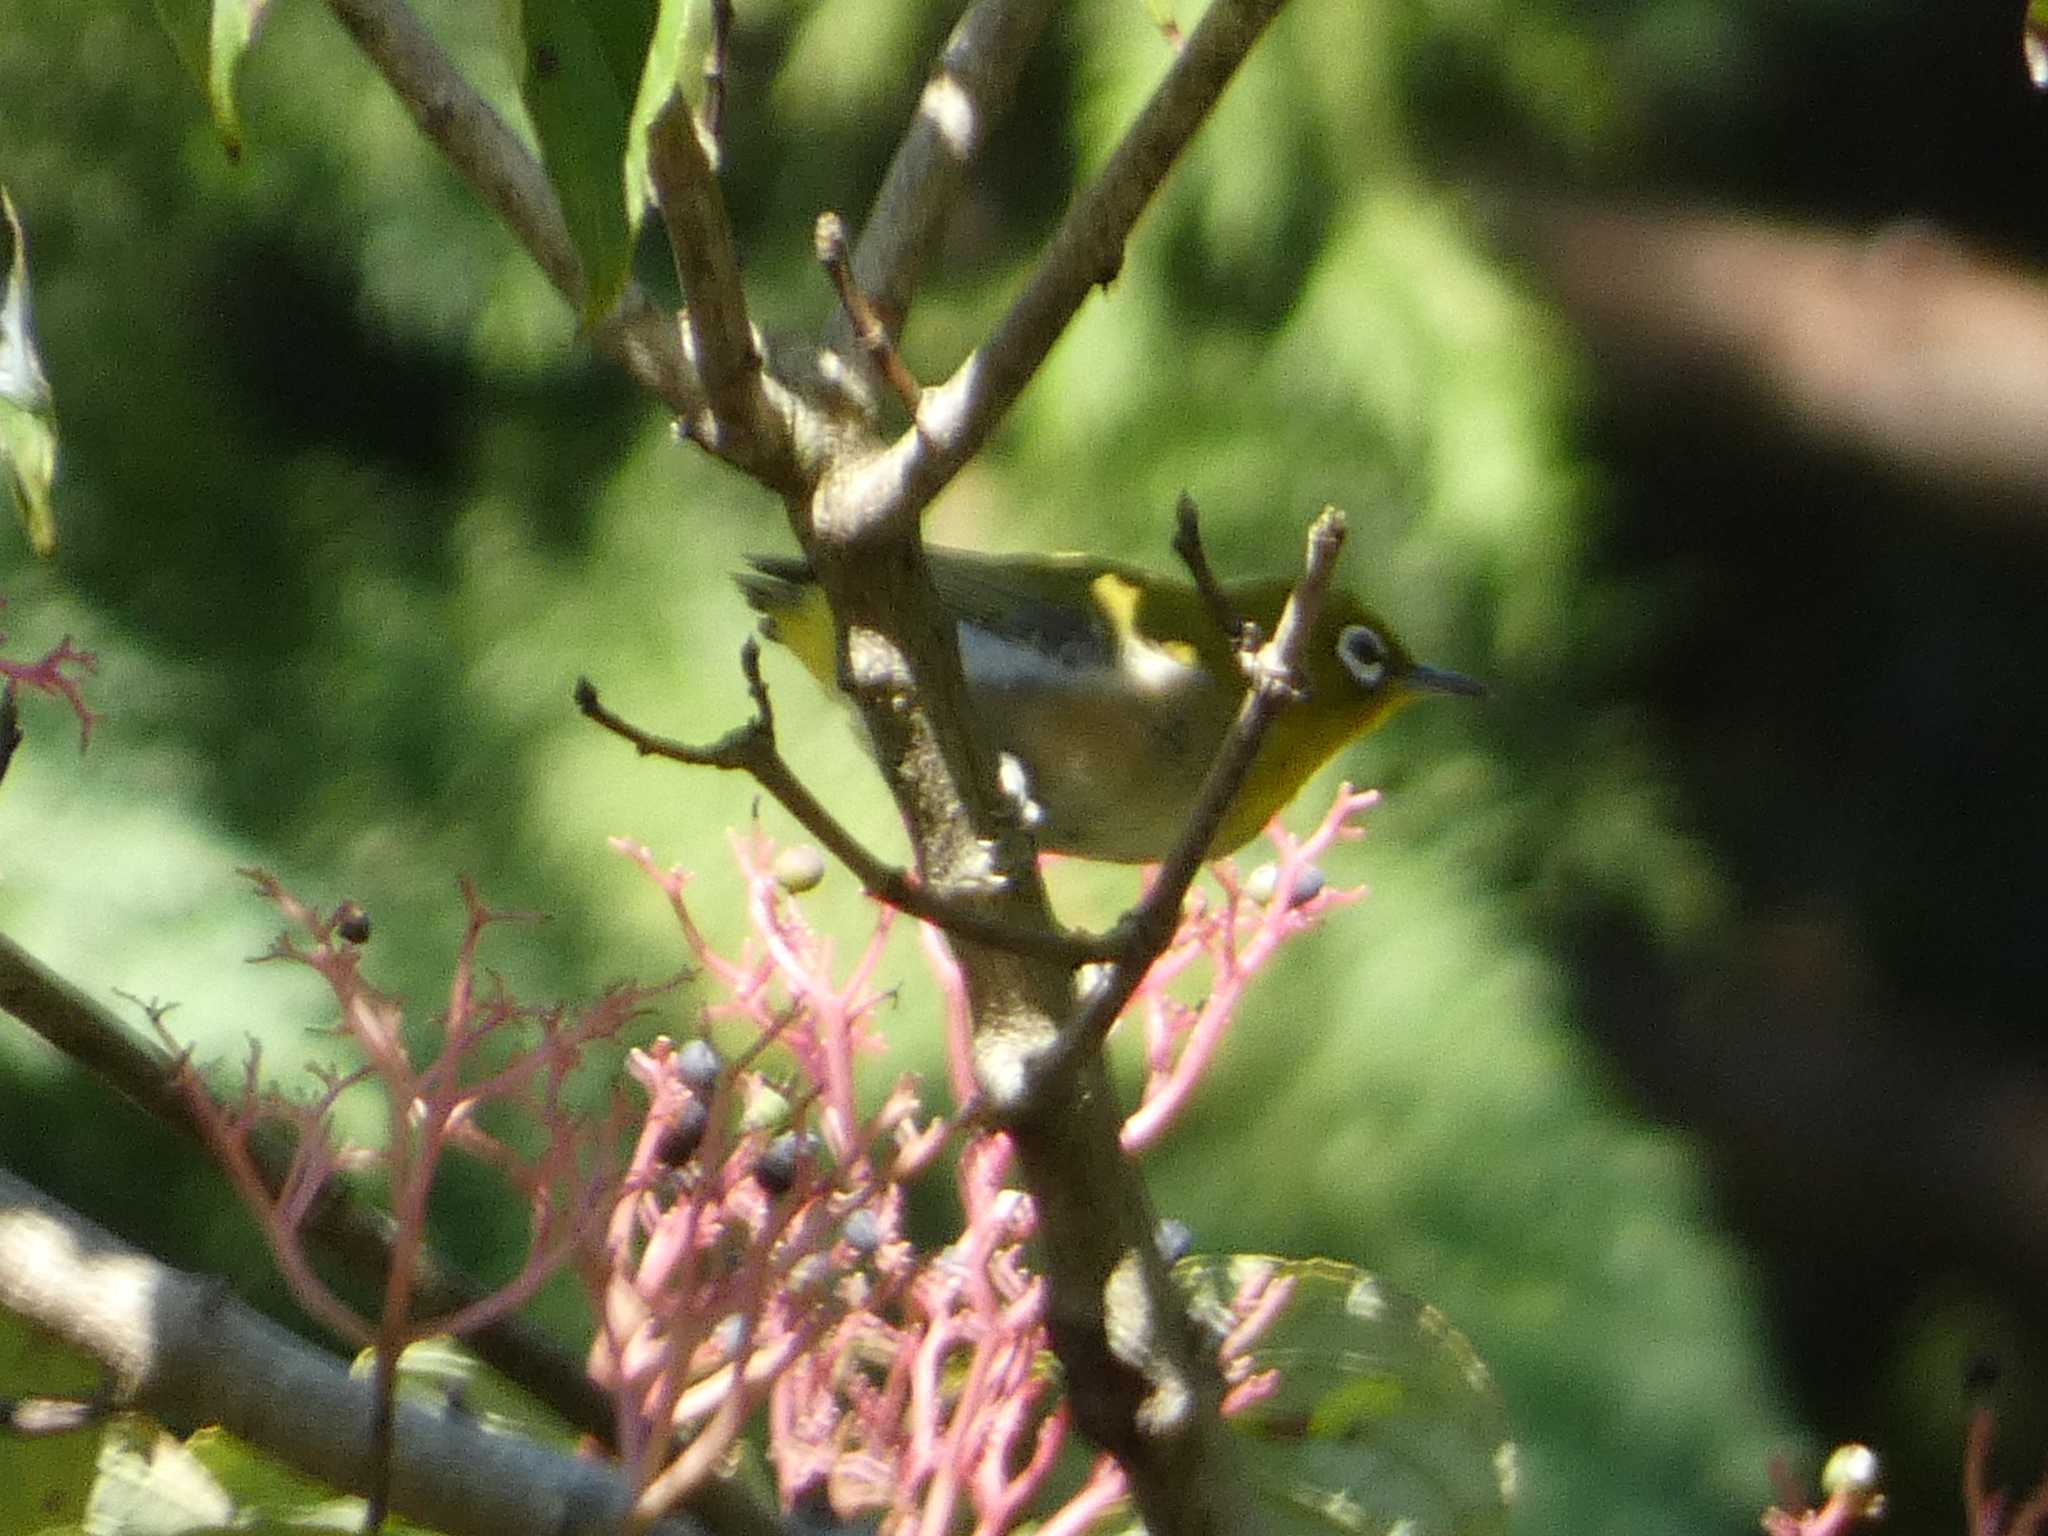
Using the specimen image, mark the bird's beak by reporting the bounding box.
[1407,663,1486,698]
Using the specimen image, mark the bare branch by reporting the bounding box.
[574,658,1110,965]
[828,0,1294,536]
[0,931,614,1448]
[0,1169,717,1536]
[1171,492,1254,648]
[817,211,924,416]
[1499,198,2048,508]
[1028,506,1348,1092]
[701,0,735,152]
[831,0,1060,349]
[646,93,797,488]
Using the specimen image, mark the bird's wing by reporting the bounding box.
[924,549,1124,676]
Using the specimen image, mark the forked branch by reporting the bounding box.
[828,0,1294,534]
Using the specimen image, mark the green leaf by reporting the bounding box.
[625,0,701,215]
[1179,1255,1519,1536]
[514,0,661,323]
[349,1336,580,1449]
[1,187,59,557]
[146,0,276,157]
[2028,0,2048,88]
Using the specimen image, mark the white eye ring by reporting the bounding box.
[1338,624,1389,690]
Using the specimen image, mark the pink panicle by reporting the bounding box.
[0,600,99,748]
[600,832,972,1520]
[594,789,1384,1528]
[605,829,1166,1532]
[176,790,1383,1533]
[161,872,646,1353]
[1119,783,1378,1152]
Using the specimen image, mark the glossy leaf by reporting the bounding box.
[1180,1254,1519,1536]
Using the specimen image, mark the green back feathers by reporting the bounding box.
[734,547,1479,860]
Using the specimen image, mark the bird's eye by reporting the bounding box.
[1338,624,1388,690]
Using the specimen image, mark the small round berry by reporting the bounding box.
[773,845,827,894]
[676,1037,723,1091]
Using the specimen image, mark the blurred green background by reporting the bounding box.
[7,0,2048,1530]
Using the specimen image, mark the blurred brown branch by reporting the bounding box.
[1501,200,2048,507]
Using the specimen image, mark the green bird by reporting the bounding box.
[737,548,1481,863]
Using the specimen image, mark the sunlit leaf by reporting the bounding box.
[82,1417,238,1536]
[145,0,276,157]
[1,187,58,557]
[625,0,701,211]
[1179,1254,1519,1536]
[349,1335,579,1449]
[2027,0,2048,89]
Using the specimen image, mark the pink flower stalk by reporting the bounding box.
[170,786,1379,1532]
[0,596,99,747]
[159,873,645,1351]
[1964,1403,2048,1536]
[597,833,955,1519]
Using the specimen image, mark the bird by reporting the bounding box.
[736,547,1482,863]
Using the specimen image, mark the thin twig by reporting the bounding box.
[701,0,735,152]
[1025,506,1347,1093]
[574,651,1112,966]
[1170,492,1253,648]
[827,0,1295,535]
[817,212,923,416]
[830,0,1060,356]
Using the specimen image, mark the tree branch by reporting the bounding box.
[574,654,1110,965]
[826,0,1294,537]
[646,94,798,491]
[1032,507,1347,1093]
[773,9,1300,1529]
[0,1168,722,1536]
[829,0,1060,351]
[1497,197,2048,507]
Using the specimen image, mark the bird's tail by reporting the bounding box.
[734,554,813,638]
[734,555,836,685]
